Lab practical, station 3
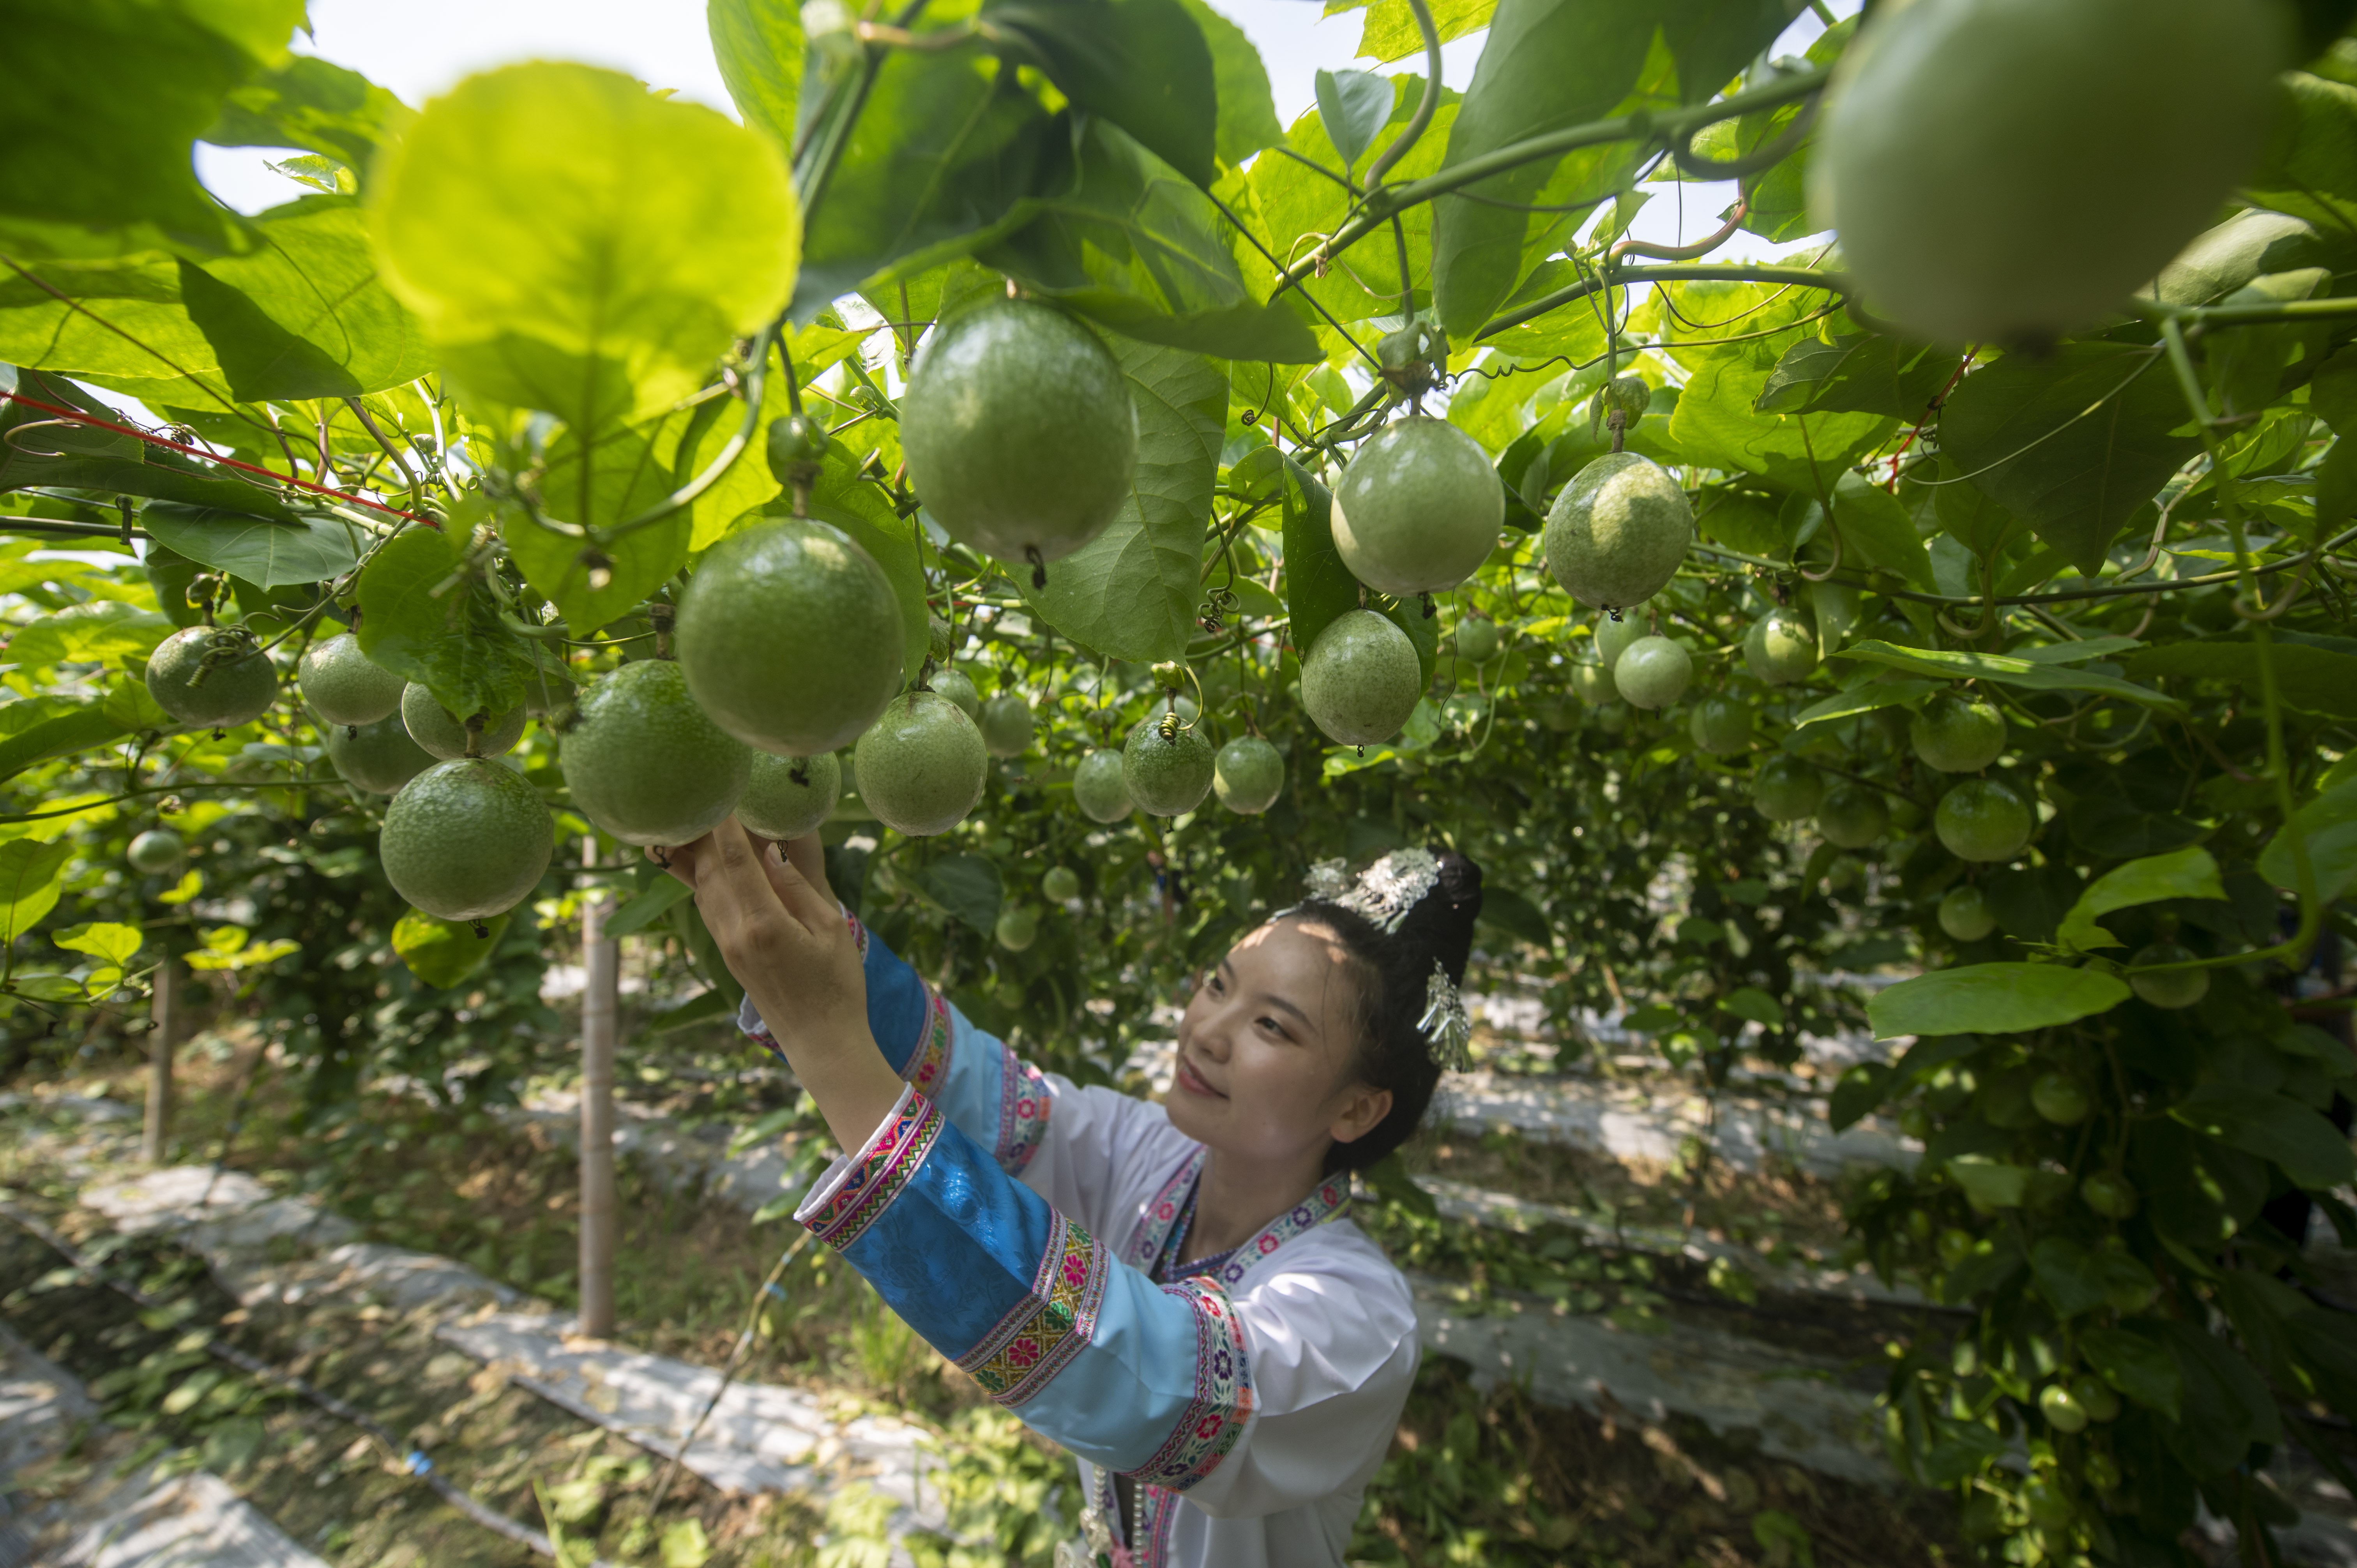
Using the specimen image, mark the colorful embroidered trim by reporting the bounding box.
[1136,1484,1181,1567]
[1123,1148,1207,1270]
[748,1027,788,1067]
[1123,1277,1252,1493]
[801,1092,943,1252]
[902,988,952,1097]
[995,1050,1053,1176]
[844,909,869,956]
[1210,1178,1351,1292]
[958,1210,1106,1405]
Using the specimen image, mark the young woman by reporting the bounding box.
[659,823,1483,1568]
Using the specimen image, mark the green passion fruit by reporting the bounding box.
[930,666,982,722]
[1330,415,1505,596]
[1072,747,1134,823]
[2032,1072,2090,1125]
[675,517,905,756]
[327,713,436,796]
[1752,756,1824,822]
[1816,784,1889,848]
[996,905,1039,952]
[299,633,405,727]
[1301,609,1424,746]
[1569,661,1618,705]
[1454,616,1501,666]
[2038,1384,2090,1436]
[402,683,525,761]
[1542,453,1694,611]
[1813,0,2289,344]
[1689,695,1751,755]
[381,758,555,923]
[854,690,988,837]
[1936,778,2033,862]
[738,750,842,840]
[1910,692,2005,773]
[1594,609,1648,671]
[1213,735,1284,815]
[2128,942,2209,1008]
[1742,607,1818,686]
[1042,865,1081,901]
[978,694,1034,759]
[1938,884,1998,942]
[561,660,752,847]
[127,828,186,874]
[1123,716,1216,817]
[901,299,1138,572]
[1613,636,1691,710]
[145,626,277,729]
[2080,1172,2139,1219]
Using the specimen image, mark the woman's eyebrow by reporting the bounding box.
[1258,990,1320,1035]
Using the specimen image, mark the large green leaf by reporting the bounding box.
[0,837,74,947]
[1175,0,1284,165]
[2055,846,2224,953]
[1755,332,1961,421]
[2244,72,2357,237]
[1937,344,2202,577]
[181,194,434,401]
[1829,473,1933,590]
[2170,1083,2357,1192]
[2081,1326,2183,1422]
[0,0,299,254]
[984,0,1219,188]
[2124,636,2357,720]
[203,55,405,179]
[793,51,1054,312]
[508,422,696,635]
[708,0,804,151]
[0,253,228,398]
[372,63,799,428]
[1867,962,2129,1041]
[4,601,170,669]
[1018,336,1224,661]
[918,853,1004,931]
[1355,0,1498,65]
[2151,1320,2283,1478]
[142,502,365,588]
[0,704,136,784]
[1427,0,1670,337]
[1280,457,1357,659]
[1833,641,2183,713]
[1659,0,1804,102]
[0,373,298,516]
[984,117,1321,360]
[2260,774,2357,902]
[354,526,540,720]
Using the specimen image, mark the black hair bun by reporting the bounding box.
[1396,849,1483,985]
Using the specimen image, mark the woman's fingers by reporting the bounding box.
[652,839,703,888]
[782,833,834,903]
[762,826,844,931]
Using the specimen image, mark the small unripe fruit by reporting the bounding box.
[1073,748,1133,823]
[764,413,830,477]
[145,626,277,729]
[561,660,752,847]
[1213,735,1284,814]
[2128,943,2209,1008]
[1123,717,1215,817]
[1543,453,1693,610]
[1742,607,1818,685]
[402,684,525,760]
[1938,883,1997,941]
[996,906,1039,952]
[1911,692,2006,773]
[1689,695,1751,756]
[928,615,955,662]
[1816,784,1889,849]
[1330,416,1504,595]
[2032,1072,2090,1125]
[978,694,1034,759]
[930,666,981,721]
[2038,1384,2089,1435]
[739,751,841,840]
[854,691,989,837]
[1613,636,1691,710]
[1301,610,1423,746]
[1041,865,1081,901]
[382,758,554,923]
[144,545,205,629]
[1936,779,2033,862]
[1569,662,1618,705]
[1454,617,1501,665]
[2071,1375,2120,1423]
[1753,756,1824,822]
[127,829,186,874]
[2079,1172,2138,1219]
[326,712,436,795]
[299,633,405,727]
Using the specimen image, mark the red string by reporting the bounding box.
[0,388,439,527]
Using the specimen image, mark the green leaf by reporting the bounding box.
[2151,1319,2282,1477]
[918,853,1004,931]
[2082,1325,2183,1422]
[1829,473,1933,591]
[1827,1062,1892,1132]
[982,118,1322,361]
[0,374,297,517]
[0,253,228,398]
[355,526,539,720]
[1659,0,1806,102]
[2244,72,2357,237]
[1018,335,1223,662]
[0,705,132,783]
[57,921,143,967]
[4,601,170,669]
[707,0,804,151]
[2030,1236,2158,1321]
[1789,677,1940,731]
[2170,1083,2357,1192]
[1947,1156,2049,1210]
[204,55,404,178]
[2055,846,2225,953]
[1280,457,1357,660]
[793,50,1053,311]
[371,63,799,428]
[1314,70,1394,173]
[2259,774,2357,902]
[0,837,73,947]
[1355,0,1496,66]
[801,461,931,684]
[141,502,365,588]
[1755,332,1960,421]
[1175,0,1283,166]
[507,422,695,636]
[1721,985,1785,1028]
[180,194,434,401]
[1475,885,1552,949]
[2133,1117,2269,1247]
[602,877,692,940]
[1867,963,2130,1041]
[2123,636,2357,720]
[985,0,1220,188]
[1936,343,2202,578]
[392,909,511,988]
[1832,640,2184,713]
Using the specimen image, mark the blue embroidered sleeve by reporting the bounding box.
[738,916,1052,1177]
[795,1088,1252,1491]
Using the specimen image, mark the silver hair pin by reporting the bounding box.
[1336,848,1440,934]
[1418,960,1473,1072]
[1302,858,1352,901]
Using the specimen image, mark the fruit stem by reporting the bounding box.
[1025,546,1047,590]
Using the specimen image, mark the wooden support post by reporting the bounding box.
[141,958,174,1164]
[579,836,619,1339]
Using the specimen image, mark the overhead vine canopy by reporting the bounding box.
[5,0,2357,1562]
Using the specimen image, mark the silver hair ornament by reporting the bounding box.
[1335,848,1440,934]
[1417,960,1473,1072]
[1302,858,1352,901]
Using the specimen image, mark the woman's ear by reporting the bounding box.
[1328,1084,1393,1148]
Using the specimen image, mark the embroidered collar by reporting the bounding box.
[1123,1149,1351,1293]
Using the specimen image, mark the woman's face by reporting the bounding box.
[1163,916,1392,1167]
